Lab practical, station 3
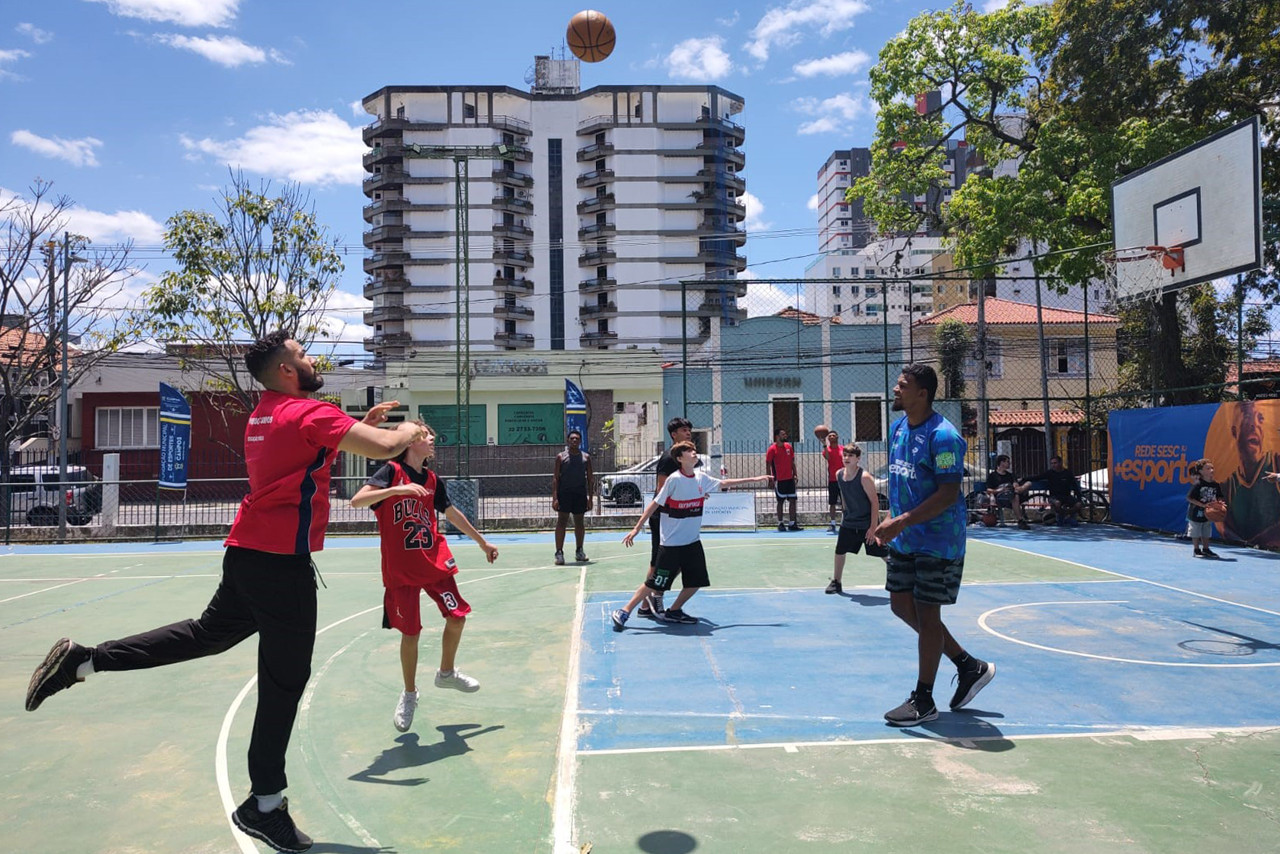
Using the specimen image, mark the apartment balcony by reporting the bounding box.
[698,252,748,272]
[362,197,414,222]
[494,331,535,349]
[576,169,615,188]
[579,276,616,295]
[696,296,748,323]
[577,194,615,215]
[361,116,411,144]
[697,222,747,246]
[363,170,409,192]
[505,144,533,162]
[578,248,616,265]
[577,222,616,239]
[578,301,618,319]
[492,195,533,214]
[492,223,534,239]
[363,144,404,168]
[483,115,532,135]
[363,224,409,246]
[580,330,618,346]
[696,114,746,144]
[363,251,410,273]
[493,249,533,267]
[492,304,535,321]
[379,331,413,346]
[696,142,746,168]
[577,115,619,135]
[363,304,408,324]
[363,276,410,299]
[493,275,534,294]
[696,169,746,191]
[491,168,534,188]
[576,141,615,161]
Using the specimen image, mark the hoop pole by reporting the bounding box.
[1236,274,1245,400]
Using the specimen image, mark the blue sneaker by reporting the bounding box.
[611,609,629,632]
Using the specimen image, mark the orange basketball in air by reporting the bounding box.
[567,10,616,63]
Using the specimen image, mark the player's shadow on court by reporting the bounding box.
[348,723,505,786]
[648,619,786,636]
[1178,620,1280,657]
[637,829,699,853]
[307,843,397,854]
[843,591,889,606]
[900,710,1013,751]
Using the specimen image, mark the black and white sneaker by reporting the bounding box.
[884,691,939,727]
[661,608,698,624]
[787,521,803,531]
[824,578,842,594]
[949,660,996,710]
[777,522,788,532]
[25,638,92,712]
[610,609,629,632]
[232,795,313,853]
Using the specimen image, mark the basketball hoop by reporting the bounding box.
[1102,245,1186,304]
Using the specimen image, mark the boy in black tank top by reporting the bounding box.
[825,443,886,595]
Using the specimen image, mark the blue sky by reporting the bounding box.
[0,0,1025,355]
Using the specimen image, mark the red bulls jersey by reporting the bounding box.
[368,461,456,587]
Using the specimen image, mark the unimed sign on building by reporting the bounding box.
[498,403,564,445]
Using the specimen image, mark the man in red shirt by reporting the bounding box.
[821,429,843,534]
[24,331,426,853]
[766,427,802,531]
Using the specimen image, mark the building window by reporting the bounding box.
[833,268,841,278]
[853,396,884,442]
[769,396,801,441]
[832,285,841,296]
[1052,338,1086,376]
[96,406,160,449]
[965,338,1004,380]
[834,303,842,314]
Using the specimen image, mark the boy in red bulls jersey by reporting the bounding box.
[613,442,771,629]
[351,422,498,733]
[24,331,428,854]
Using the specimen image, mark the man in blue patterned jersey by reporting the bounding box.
[873,363,996,727]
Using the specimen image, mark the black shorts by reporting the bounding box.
[557,491,589,515]
[827,482,841,506]
[774,479,797,499]
[649,513,662,567]
[647,541,710,591]
[836,527,887,557]
[885,549,964,605]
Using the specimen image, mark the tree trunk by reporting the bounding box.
[1153,291,1194,405]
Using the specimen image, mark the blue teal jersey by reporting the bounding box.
[887,411,967,559]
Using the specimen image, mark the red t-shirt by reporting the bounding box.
[224,392,356,555]
[368,462,457,588]
[765,442,796,481]
[823,446,843,482]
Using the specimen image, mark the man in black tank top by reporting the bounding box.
[553,430,593,564]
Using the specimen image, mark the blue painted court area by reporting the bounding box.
[579,561,1280,752]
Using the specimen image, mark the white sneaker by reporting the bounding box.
[393,690,418,732]
[434,669,480,692]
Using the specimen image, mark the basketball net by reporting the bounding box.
[1102,245,1186,308]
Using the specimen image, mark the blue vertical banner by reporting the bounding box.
[564,379,589,451]
[158,383,191,490]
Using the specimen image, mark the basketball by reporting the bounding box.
[981,512,999,527]
[813,424,830,441]
[566,10,616,63]
[1205,500,1228,524]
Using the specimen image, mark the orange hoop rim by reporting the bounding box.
[1102,245,1186,275]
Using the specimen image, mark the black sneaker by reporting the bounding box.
[1202,548,1219,559]
[949,659,996,710]
[637,603,654,617]
[787,521,803,531]
[884,691,938,727]
[25,638,91,712]
[1017,519,1030,530]
[232,795,313,853]
[777,522,788,532]
[824,578,842,595]
[661,608,698,624]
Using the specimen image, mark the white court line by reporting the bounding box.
[550,565,588,854]
[575,724,1280,757]
[0,575,99,603]
[214,563,551,852]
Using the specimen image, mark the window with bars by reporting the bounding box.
[96,407,160,449]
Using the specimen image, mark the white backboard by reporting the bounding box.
[1110,117,1263,299]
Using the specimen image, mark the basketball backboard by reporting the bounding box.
[1110,117,1263,300]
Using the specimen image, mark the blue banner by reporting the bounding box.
[1109,401,1280,547]
[158,383,191,490]
[564,379,588,451]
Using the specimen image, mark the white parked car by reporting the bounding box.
[5,465,102,526]
[600,455,661,506]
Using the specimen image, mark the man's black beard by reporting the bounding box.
[891,400,904,411]
[298,371,325,392]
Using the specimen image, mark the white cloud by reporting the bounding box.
[11,130,104,167]
[156,34,287,67]
[741,191,772,233]
[1,184,165,245]
[665,36,733,80]
[806,193,821,211]
[349,99,367,119]
[84,0,240,28]
[317,289,372,345]
[745,0,870,62]
[793,91,870,135]
[180,110,364,186]
[15,23,53,44]
[739,273,797,317]
[792,49,870,78]
[0,47,32,79]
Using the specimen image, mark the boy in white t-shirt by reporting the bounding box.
[613,442,771,629]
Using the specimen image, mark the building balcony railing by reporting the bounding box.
[482,115,531,134]
[492,195,533,213]
[578,249,616,265]
[363,224,409,245]
[578,301,618,318]
[576,142,615,161]
[363,251,410,273]
[506,144,533,162]
[579,276,616,294]
[695,251,748,271]
[361,116,411,144]
[379,331,413,345]
[362,304,407,324]
[697,223,747,246]
[493,249,533,266]
[363,170,409,191]
[577,115,620,135]
[491,169,534,187]
[577,222,616,239]
[493,275,534,294]
[492,223,534,239]
[696,114,746,143]
[363,144,406,168]
[576,169,615,188]
[363,276,410,299]
[362,197,414,222]
[696,169,746,190]
[696,143,746,167]
[580,330,619,346]
[576,194,616,214]
[492,304,535,321]
[494,331,535,348]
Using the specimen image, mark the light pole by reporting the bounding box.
[57,232,86,541]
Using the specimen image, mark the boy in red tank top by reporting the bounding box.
[351,422,498,733]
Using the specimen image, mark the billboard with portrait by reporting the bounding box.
[1110,401,1280,546]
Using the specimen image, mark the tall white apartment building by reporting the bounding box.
[360,59,747,359]
[815,148,873,253]
[807,236,945,326]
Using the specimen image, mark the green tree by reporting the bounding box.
[935,317,974,399]
[142,172,343,411]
